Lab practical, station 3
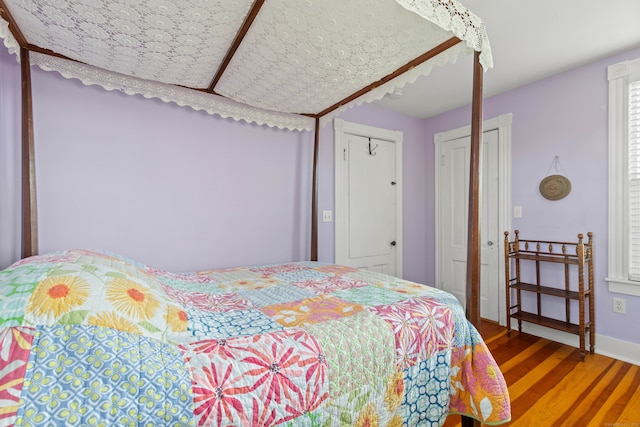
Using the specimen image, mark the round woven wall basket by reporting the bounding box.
[539,174,571,200]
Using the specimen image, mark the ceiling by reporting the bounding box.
[374,0,640,119]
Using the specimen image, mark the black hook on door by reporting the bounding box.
[368,138,378,156]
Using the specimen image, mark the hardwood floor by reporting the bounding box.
[443,321,640,426]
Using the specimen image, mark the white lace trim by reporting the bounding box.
[0,18,19,56]
[1,17,314,131]
[0,0,492,131]
[31,52,316,131]
[395,0,493,70]
[319,43,470,128]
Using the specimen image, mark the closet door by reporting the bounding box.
[438,129,501,322]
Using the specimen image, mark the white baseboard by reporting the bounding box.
[518,323,640,366]
[595,334,640,366]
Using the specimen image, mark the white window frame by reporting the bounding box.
[607,58,640,296]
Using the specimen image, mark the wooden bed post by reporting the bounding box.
[461,49,484,427]
[310,117,319,261]
[466,50,484,327]
[466,52,483,328]
[20,47,38,258]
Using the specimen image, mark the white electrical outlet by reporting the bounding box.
[613,297,626,314]
[322,211,333,222]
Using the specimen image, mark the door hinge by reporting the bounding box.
[441,154,446,166]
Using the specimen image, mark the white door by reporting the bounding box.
[346,135,396,273]
[438,129,501,321]
[334,119,403,277]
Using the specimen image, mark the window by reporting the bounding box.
[630,79,640,280]
[607,58,640,296]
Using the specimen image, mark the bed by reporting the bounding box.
[0,249,509,426]
[0,0,509,425]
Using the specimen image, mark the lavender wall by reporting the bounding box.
[26,60,315,272]
[0,45,21,269]
[424,47,640,345]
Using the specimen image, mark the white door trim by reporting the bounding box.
[334,118,403,278]
[434,113,512,325]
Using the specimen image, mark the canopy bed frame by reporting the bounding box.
[0,1,499,426]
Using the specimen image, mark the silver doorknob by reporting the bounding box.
[487,241,494,246]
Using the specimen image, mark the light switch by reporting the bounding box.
[322,210,333,222]
[513,206,522,218]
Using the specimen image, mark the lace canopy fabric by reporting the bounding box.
[0,0,492,131]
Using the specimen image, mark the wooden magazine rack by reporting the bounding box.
[504,230,594,360]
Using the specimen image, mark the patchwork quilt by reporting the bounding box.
[0,249,510,426]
